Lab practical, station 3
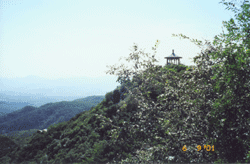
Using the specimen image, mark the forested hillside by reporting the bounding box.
[0,0,250,163]
[0,95,104,136]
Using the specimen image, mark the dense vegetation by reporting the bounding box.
[0,0,250,163]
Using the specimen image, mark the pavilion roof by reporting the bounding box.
[164,49,182,59]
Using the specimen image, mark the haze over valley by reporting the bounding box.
[0,75,119,114]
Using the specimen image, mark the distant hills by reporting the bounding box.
[0,101,32,116]
[0,95,105,135]
[0,92,85,110]
[73,95,105,104]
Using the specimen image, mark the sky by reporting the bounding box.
[0,0,239,79]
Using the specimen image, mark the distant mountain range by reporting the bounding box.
[0,95,105,135]
[0,100,32,116]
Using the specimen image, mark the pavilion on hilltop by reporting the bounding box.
[165,49,182,65]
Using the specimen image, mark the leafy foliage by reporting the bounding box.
[0,135,20,160]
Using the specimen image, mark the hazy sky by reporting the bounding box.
[0,0,237,79]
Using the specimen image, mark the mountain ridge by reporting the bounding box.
[0,95,105,136]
